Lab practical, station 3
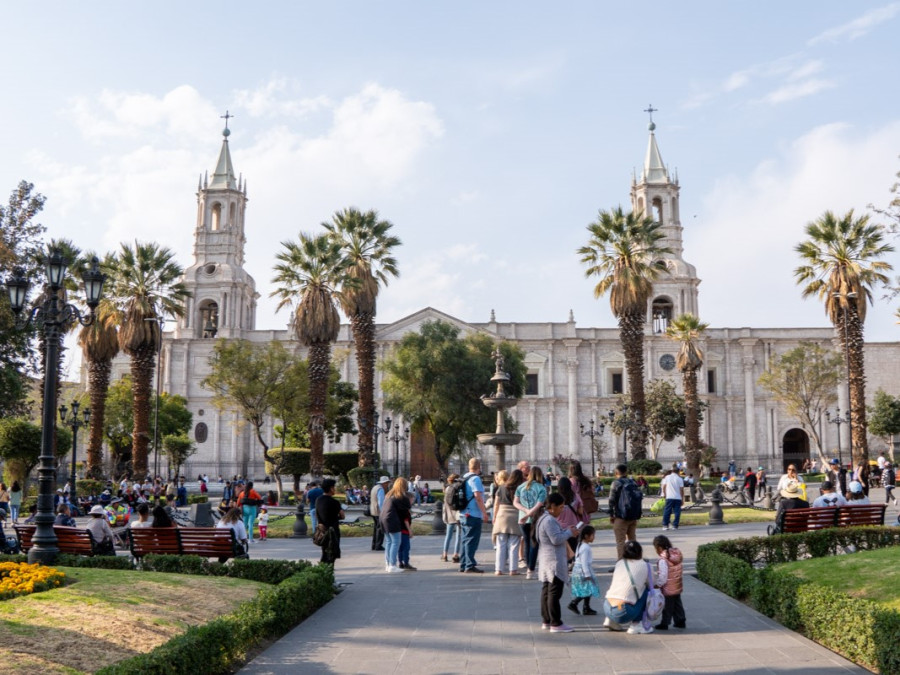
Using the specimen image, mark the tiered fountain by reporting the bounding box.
[477,347,524,473]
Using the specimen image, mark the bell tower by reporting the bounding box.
[629,108,700,334]
[174,114,259,340]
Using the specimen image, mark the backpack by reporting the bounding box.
[446,474,473,511]
[616,478,644,521]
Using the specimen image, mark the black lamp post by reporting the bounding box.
[59,400,90,513]
[608,404,645,465]
[580,417,606,480]
[145,316,166,479]
[370,411,389,474]
[5,251,105,563]
[388,423,410,478]
[825,407,850,468]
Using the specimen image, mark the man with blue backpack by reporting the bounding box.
[447,458,491,573]
[608,463,644,560]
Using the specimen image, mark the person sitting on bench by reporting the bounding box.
[775,481,809,532]
[86,505,116,555]
[811,481,847,508]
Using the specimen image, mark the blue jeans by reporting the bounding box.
[310,504,318,531]
[384,531,401,567]
[663,499,682,528]
[9,505,19,522]
[242,505,258,538]
[399,533,410,565]
[459,514,483,571]
[443,522,461,556]
[604,586,649,625]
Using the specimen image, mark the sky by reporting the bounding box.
[2,1,899,363]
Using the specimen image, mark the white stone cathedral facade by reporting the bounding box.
[98,125,900,479]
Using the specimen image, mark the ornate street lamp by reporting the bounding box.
[608,404,645,465]
[580,417,607,480]
[5,251,105,563]
[59,400,90,513]
[825,407,850,468]
[388,422,410,478]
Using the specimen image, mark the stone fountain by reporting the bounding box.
[477,347,524,473]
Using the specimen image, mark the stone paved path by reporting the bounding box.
[239,520,869,674]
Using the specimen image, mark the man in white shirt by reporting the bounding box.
[660,469,684,531]
[811,481,847,508]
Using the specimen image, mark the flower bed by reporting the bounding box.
[697,527,900,674]
[0,561,66,600]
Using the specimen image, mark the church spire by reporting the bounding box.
[642,105,668,184]
[209,112,237,189]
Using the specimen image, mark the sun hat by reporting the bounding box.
[89,505,106,516]
[848,481,864,494]
[780,480,802,499]
[378,476,391,484]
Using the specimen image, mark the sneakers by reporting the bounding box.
[603,617,625,631]
[463,567,484,574]
[550,623,574,633]
[386,565,403,574]
[402,564,417,571]
[627,622,653,634]
[526,571,537,580]
[661,525,669,531]
[654,623,668,630]
[582,607,598,616]
[518,558,527,569]
[567,601,581,615]
[541,623,551,630]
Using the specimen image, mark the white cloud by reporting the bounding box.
[693,121,900,341]
[808,3,900,45]
[786,60,823,81]
[233,78,332,118]
[761,78,835,105]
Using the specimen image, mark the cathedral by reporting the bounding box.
[100,122,900,479]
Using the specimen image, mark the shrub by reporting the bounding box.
[187,494,208,505]
[322,451,359,479]
[55,554,133,570]
[697,527,900,674]
[76,479,105,496]
[347,466,381,488]
[627,459,662,475]
[264,447,310,478]
[141,554,210,576]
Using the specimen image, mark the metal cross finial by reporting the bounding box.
[644,104,657,124]
[221,110,234,130]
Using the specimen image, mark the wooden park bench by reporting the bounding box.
[768,503,886,535]
[14,524,100,556]
[128,527,240,561]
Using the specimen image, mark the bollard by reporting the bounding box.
[763,486,773,510]
[292,501,308,538]
[431,500,446,535]
[708,487,725,525]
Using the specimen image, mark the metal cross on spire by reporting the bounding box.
[220,110,234,130]
[644,104,657,125]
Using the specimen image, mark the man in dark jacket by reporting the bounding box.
[826,458,847,497]
[608,464,640,560]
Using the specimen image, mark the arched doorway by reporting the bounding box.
[782,428,810,472]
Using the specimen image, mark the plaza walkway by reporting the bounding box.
[239,519,872,675]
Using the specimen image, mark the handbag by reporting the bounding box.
[312,523,329,547]
[650,498,665,513]
[643,562,665,622]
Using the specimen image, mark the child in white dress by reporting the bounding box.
[567,525,599,615]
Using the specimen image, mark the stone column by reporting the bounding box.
[739,339,759,466]
[567,356,579,456]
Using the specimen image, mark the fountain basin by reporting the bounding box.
[482,397,518,411]
[477,433,524,446]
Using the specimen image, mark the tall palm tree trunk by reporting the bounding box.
[352,311,377,467]
[129,347,156,478]
[682,368,701,477]
[840,308,869,463]
[308,341,331,477]
[86,358,112,478]
[619,310,648,459]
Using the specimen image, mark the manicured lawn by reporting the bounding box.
[0,566,265,673]
[774,547,900,611]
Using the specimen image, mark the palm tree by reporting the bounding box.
[323,208,400,468]
[795,210,894,464]
[105,242,189,478]
[77,297,119,478]
[578,206,671,459]
[271,233,350,477]
[666,313,708,477]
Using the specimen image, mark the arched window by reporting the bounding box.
[211,203,221,231]
[198,300,219,338]
[652,197,664,225]
[651,296,673,334]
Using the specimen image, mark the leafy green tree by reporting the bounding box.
[102,375,192,477]
[105,242,189,477]
[324,208,401,468]
[868,389,900,458]
[795,210,894,462]
[264,448,310,495]
[162,433,196,480]
[0,181,46,417]
[644,379,687,460]
[578,206,672,459]
[382,320,526,472]
[758,342,843,465]
[0,417,67,492]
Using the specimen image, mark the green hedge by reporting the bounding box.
[98,562,334,675]
[347,466,381,488]
[322,451,359,478]
[697,527,900,674]
[626,459,663,475]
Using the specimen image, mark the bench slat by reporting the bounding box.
[177,528,236,557]
[129,528,181,558]
[13,525,97,555]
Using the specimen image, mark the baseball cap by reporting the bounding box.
[848,480,864,494]
[830,459,840,465]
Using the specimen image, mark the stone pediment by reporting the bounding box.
[375,307,495,342]
[599,350,625,363]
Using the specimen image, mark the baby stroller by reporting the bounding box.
[0,514,20,554]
